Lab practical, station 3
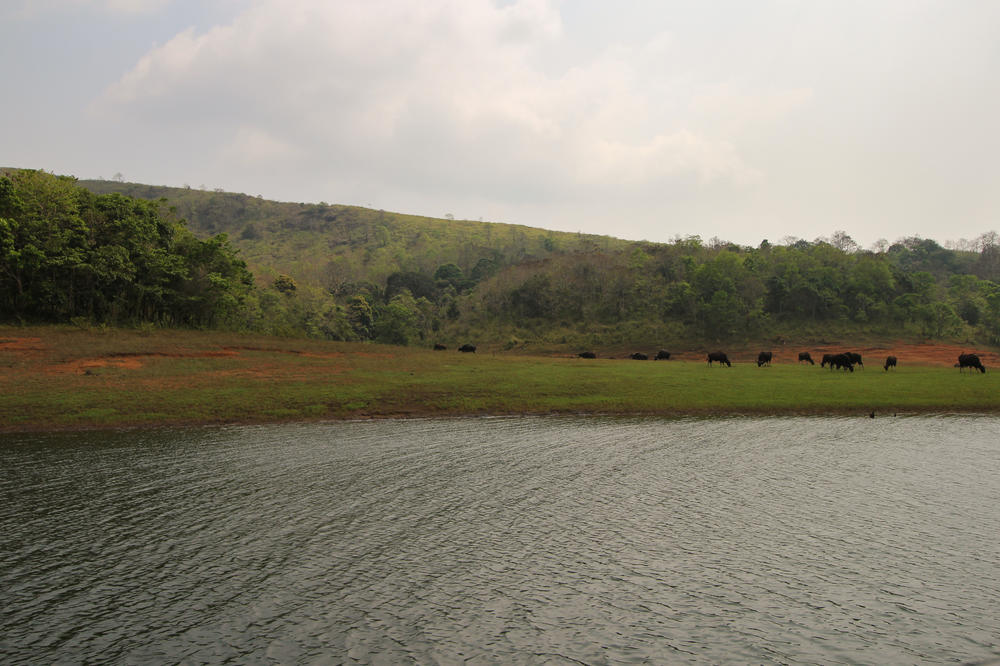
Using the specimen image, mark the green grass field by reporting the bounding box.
[1,327,997,431]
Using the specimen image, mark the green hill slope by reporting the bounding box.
[78,179,630,292]
[6,171,999,352]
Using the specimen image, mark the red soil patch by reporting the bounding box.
[0,337,44,353]
[44,350,240,375]
[52,357,145,374]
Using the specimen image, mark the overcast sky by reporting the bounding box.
[3,0,998,248]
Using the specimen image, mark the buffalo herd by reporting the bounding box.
[443,344,988,374]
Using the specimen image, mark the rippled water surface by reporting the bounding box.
[3,416,1000,664]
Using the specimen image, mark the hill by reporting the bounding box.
[5,170,1000,352]
[77,179,630,291]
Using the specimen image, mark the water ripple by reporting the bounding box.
[2,416,1000,663]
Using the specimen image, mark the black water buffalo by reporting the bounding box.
[757,351,773,367]
[820,353,836,368]
[578,351,596,359]
[655,350,671,360]
[433,343,447,350]
[883,355,897,371]
[846,352,864,368]
[707,351,731,367]
[826,353,854,372]
[798,352,815,365]
[631,352,649,360]
[957,353,986,373]
[458,344,477,353]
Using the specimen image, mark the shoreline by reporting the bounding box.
[4,405,999,436]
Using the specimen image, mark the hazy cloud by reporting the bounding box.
[96,0,763,207]
[5,1,999,245]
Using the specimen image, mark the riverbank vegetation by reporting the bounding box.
[2,327,997,431]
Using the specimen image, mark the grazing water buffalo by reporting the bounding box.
[826,353,854,372]
[707,351,731,367]
[578,351,596,359]
[820,354,835,368]
[433,343,447,350]
[798,352,815,365]
[655,350,671,360]
[631,352,649,360]
[846,352,864,369]
[757,351,773,367]
[957,353,986,373]
[458,344,477,353]
[883,355,897,371]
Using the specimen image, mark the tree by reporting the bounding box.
[385,271,437,301]
[434,263,463,284]
[827,230,859,253]
[347,295,374,339]
[374,293,419,345]
[434,263,471,291]
[509,273,552,320]
[917,302,962,338]
[273,274,298,295]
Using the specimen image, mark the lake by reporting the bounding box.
[2,416,999,664]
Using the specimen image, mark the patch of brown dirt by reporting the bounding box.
[117,350,240,359]
[44,349,240,374]
[0,337,44,352]
[53,357,145,374]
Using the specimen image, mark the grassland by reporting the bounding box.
[1,326,998,432]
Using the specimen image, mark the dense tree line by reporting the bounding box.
[271,231,1000,349]
[0,170,253,327]
[456,234,1000,346]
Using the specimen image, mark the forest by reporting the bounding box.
[0,170,253,328]
[4,168,1000,350]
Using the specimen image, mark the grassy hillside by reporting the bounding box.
[78,179,630,290]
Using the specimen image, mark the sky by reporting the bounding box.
[3,0,999,248]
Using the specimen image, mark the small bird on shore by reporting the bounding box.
[869,410,875,418]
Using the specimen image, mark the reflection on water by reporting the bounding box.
[2,416,1000,663]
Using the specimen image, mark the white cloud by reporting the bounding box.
[220,126,300,164]
[95,0,765,205]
